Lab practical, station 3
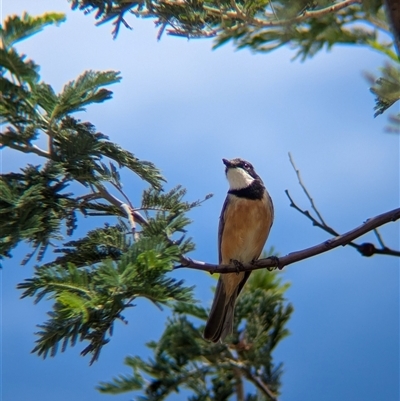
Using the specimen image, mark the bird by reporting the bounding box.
[203,158,274,343]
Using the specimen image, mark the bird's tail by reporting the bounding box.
[203,278,237,343]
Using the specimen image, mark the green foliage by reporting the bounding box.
[68,0,390,59]
[98,269,293,400]
[53,70,121,118]
[364,62,400,133]
[17,238,194,364]
[366,63,400,116]
[141,186,211,247]
[0,46,40,85]
[0,13,65,88]
[0,13,65,86]
[0,12,66,48]
[0,162,77,263]
[42,223,131,268]
[0,13,166,264]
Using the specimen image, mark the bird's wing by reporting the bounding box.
[218,195,230,264]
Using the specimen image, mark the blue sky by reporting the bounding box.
[1,1,399,400]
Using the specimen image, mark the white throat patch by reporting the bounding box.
[226,167,255,190]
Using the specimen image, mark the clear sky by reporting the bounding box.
[1,1,399,400]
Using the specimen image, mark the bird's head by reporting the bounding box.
[222,158,261,190]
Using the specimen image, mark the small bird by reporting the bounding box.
[204,158,274,343]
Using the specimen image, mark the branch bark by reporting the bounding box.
[175,207,400,273]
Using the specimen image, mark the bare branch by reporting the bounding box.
[107,179,141,239]
[95,183,148,235]
[374,228,386,248]
[120,202,139,240]
[288,152,327,226]
[286,154,400,257]
[175,207,400,273]
[1,142,50,158]
[371,228,400,256]
[285,189,358,248]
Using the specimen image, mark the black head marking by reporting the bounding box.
[222,158,260,180]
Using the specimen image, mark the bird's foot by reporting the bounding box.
[267,255,280,271]
[230,259,244,274]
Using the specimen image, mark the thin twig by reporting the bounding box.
[373,228,386,248]
[110,181,134,209]
[286,153,400,257]
[109,180,140,239]
[269,0,279,21]
[230,0,247,21]
[285,190,400,257]
[288,152,327,226]
[94,184,145,237]
[228,360,278,401]
[243,370,278,401]
[285,189,357,247]
[1,142,50,158]
[76,193,103,202]
[140,0,361,36]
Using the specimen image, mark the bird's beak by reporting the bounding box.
[222,158,233,168]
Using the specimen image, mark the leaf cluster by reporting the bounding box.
[0,13,165,263]
[68,0,388,59]
[0,163,77,263]
[365,63,400,131]
[98,269,293,400]
[17,238,193,364]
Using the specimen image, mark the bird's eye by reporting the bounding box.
[243,163,249,169]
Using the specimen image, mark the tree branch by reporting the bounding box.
[175,207,400,273]
[242,369,278,401]
[204,0,362,28]
[3,137,149,234]
[286,154,400,257]
[228,360,278,401]
[232,366,245,401]
[1,142,50,158]
[285,189,358,248]
[94,183,146,236]
[130,0,362,39]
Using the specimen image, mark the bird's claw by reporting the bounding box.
[230,259,244,274]
[267,255,280,271]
